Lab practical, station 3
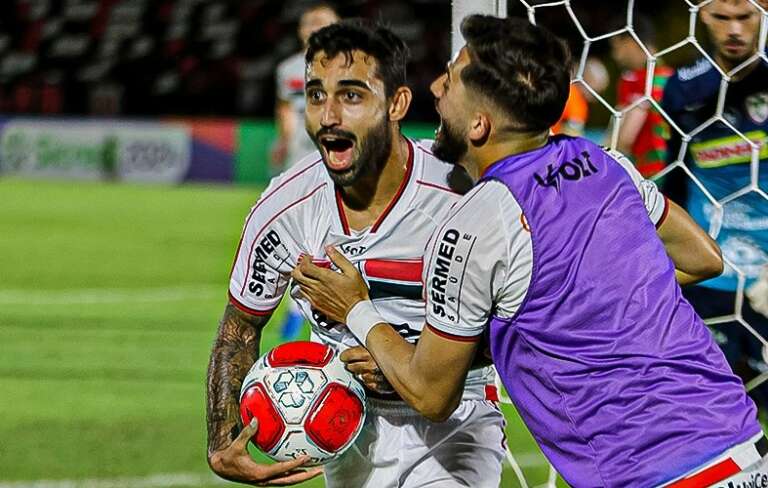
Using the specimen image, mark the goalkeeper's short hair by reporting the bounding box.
[460,15,572,132]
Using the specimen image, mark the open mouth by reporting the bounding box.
[434,101,444,140]
[319,135,355,171]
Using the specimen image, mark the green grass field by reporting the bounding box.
[0,178,562,487]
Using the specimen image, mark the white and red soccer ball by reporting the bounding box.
[239,341,366,465]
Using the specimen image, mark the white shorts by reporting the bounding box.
[324,399,506,488]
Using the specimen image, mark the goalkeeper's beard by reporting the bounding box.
[433,118,469,166]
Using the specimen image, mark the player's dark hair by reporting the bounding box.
[305,19,409,98]
[460,15,571,132]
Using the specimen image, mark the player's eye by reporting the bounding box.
[307,89,326,104]
[343,91,362,102]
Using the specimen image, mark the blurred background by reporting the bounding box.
[0,1,739,487]
[0,0,694,186]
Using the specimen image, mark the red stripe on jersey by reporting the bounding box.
[228,291,275,316]
[334,139,415,235]
[364,259,422,282]
[371,139,414,233]
[229,159,322,276]
[287,77,304,91]
[334,189,351,235]
[425,323,482,343]
[485,385,499,402]
[416,179,460,195]
[306,256,331,268]
[238,183,327,296]
[665,458,741,488]
[417,144,434,156]
[656,195,670,229]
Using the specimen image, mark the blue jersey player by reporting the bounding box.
[294,14,768,487]
[662,0,768,410]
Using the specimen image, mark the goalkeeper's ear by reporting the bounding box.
[388,85,412,123]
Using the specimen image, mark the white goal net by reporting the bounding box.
[452,1,768,486]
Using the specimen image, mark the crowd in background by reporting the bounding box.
[0,0,679,124]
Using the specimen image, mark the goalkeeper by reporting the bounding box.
[294,14,767,487]
[662,0,768,411]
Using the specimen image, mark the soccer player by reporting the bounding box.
[272,2,339,341]
[272,2,339,171]
[206,20,505,487]
[662,0,768,412]
[609,15,672,177]
[293,15,768,487]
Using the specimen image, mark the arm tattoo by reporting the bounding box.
[206,304,271,456]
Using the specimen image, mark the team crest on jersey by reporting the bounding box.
[746,92,768,124]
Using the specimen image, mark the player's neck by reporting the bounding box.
[469,131,550,178]
[337,133,409,230]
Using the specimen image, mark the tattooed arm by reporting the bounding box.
[205,304,323,485]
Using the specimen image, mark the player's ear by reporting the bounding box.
[468,112,491,147]
[388,86,412,122]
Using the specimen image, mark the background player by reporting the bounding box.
[662,0,768,412]
[294,14,767,487]
[272,2,340,341]
[609,14,672,177]
[272,2,340,172]
[207,20,504,487]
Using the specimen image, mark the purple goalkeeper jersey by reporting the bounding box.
[481,135,761,487]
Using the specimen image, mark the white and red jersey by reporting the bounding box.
[229,138,495,401]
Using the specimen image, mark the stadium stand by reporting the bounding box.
[0,0,456,120]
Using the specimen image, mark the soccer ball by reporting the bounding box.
[239,341,366,465]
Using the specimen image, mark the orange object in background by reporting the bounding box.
[552,84,588,136]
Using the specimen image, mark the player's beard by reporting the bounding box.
[717,35,755,66]
[322,117,392,187]
[432,117,468,166]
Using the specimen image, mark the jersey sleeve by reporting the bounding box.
[423,182,531,340]
[228,184,301,316]
[616,75,632,107]
[607,148,669,226]
[617,71,643,108]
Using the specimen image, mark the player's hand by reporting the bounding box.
[292,246,370,324]
[208,419,323,486]
[341,346,395,394]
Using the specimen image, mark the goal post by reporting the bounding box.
[451,0,508,56]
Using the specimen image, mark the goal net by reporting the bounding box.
[451,1,768,486]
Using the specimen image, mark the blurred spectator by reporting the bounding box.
[661,0,768,411]
[271,2,339,172]
[609,15,672,177]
